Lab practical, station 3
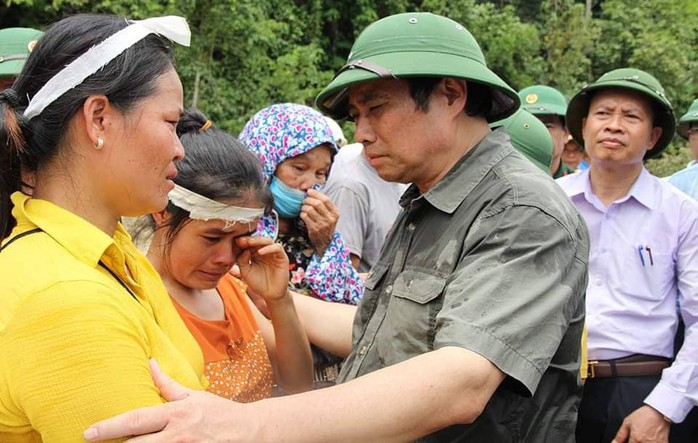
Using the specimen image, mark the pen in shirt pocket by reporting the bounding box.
[637,244,654,267]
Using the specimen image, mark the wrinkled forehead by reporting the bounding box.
[588,87,655,116]
[348,78,408,108]
[288,144,334,165]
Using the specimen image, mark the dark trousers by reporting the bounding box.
[576,376,698,443]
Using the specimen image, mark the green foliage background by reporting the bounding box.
[2,0,696,176]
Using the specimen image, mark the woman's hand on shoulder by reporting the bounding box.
[301,188,339,257]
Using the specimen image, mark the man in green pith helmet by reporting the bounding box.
[667,99,698,200]
[519,84,576,177]
[492,108,554,173]
[558,68,698,443]
[676,98,698,167]
[0,27,43,90]
[84,12,588,443]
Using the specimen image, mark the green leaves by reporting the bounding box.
[2,0,696,175]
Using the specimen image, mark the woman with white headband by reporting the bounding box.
[142,109,312,401]
[0,14,209,441]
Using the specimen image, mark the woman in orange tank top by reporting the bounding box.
[141,109,313,402]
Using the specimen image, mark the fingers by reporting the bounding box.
[83,404,172,441]
[150,359,191,401]
[235,235,273,249]
[235,237,285,260]
[229,264,241,278]
[234,241,285,264]
[302,191,339,224]
[83,360,197,441]
[306,188,328,200]
[235,249,253,279]
[253,242,286,257]
[611,417,631,443]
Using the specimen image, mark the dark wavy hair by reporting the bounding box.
[156,108,272,249]
[0,14,177,239]
[407,77,493,118]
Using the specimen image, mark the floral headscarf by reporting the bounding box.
[239,103,339,182]
[237,103,363,305]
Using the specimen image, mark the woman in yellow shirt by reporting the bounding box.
[0,14,236,443]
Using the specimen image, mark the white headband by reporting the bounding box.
[23,15,191,120]
[169,184,264,226]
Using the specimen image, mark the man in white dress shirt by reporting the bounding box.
[558,68,698,443]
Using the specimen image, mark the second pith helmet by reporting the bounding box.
[518,85,567,118]
[677,98,698,140]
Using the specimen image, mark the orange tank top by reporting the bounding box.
[172,274,273,402]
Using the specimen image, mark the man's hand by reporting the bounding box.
[612,405,670,443]
[300,189,339,257]
[84,360,254,442]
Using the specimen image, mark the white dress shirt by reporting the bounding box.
[558,168,698,422]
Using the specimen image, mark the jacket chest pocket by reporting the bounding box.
[382,270,447,351]
[393,270,446,303]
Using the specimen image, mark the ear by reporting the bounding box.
[152,209,172,228]
[79,95,114,148]
[646,126,662,152]
[439,78,467,115]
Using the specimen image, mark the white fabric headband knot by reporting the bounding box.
[23,15,191,120]
[169,184,264,227]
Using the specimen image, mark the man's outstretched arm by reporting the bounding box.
[85,347,505,443]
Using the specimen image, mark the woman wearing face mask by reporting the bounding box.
[240,103,364,387]
[239,103,364,306]
[143,109,313,402]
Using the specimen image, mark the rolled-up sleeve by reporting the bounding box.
[434,204,588,395]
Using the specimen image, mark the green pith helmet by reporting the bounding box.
[518,85,567,118]
[566,68,675,159]
[491,109,553,173]
[0,27,43,78]
[316,12,519,122]
[677,98,698,140]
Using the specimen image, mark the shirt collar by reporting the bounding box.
[10,192,118,266]
[561,169,590,199]
[567,167,657,210]
[399,129,513,214]
[629,168,656,209]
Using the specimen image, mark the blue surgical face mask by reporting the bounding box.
[270,176,306,219]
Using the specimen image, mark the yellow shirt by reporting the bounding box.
[0,193,206,442]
